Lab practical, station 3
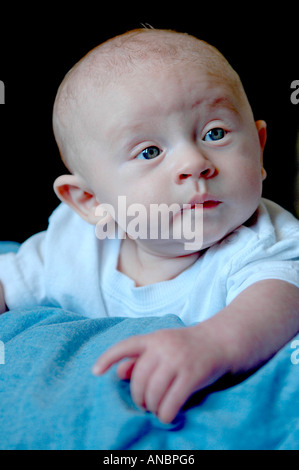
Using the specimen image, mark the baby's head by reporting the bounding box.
[53,28,267,253]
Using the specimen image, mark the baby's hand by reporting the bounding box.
[92,324,230,423]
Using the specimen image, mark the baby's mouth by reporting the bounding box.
[171,196,222,221]
[202,200,222,209]
[185,194,222,210]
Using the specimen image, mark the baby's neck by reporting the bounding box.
[117,237,200,287]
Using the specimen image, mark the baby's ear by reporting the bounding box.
[256,120,267,152]
[255,120,267,180]
[54,174,100,224]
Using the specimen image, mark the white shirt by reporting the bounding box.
[0,198,299,325]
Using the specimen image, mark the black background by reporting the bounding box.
[1,3,298,242]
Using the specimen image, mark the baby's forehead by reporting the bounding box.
[59,29,238,104]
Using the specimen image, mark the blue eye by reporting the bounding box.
[204,128,226,142]
[136,146,161,160]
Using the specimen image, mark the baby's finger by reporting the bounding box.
[157,375,196,424]
[117,358,136,380]
[144,366,176,415]
[129,352,158,408]
[92,336,145,375]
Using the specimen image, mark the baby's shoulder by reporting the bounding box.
[258,198,299,238]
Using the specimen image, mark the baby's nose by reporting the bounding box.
[173,146,217,184]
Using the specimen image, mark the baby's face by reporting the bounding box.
[75,61,266,254]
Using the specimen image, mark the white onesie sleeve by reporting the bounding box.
[225,199,299,304]
[0,231,47,309]
[0,203,106,318]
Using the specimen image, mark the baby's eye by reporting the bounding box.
[204,128,226,142]
[136,146,161,160]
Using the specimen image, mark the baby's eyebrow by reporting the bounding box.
[192,96,239,115]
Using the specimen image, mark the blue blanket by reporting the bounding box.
[0,242,298,450]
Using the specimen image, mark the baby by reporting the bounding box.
[1,29,299,424]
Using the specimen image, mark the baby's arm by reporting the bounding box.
[0,282,7,314]
[93,279,299,423]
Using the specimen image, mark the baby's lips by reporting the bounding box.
[202,200,222,208]
[187,193,220,206]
